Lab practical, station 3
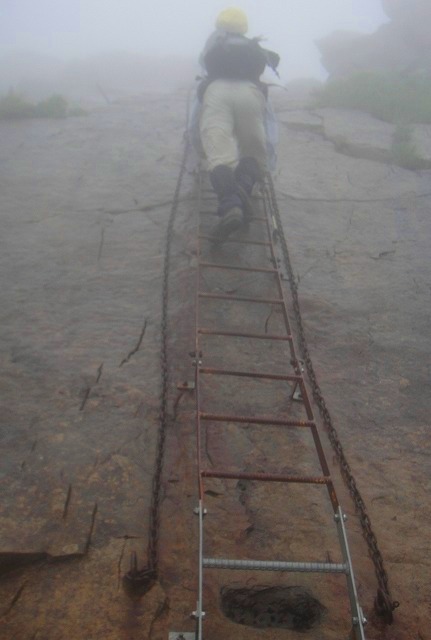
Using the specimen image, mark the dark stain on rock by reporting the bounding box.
[221,585,327,630]
[0,553,48,577]
[204,489,222,498]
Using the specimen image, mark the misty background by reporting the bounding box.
[0,0,387,102]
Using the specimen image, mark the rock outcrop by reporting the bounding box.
[277,103,431,168]
[317,0,431,78]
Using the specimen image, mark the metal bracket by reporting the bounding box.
[334,512,348,523]
[292,383,303,402]
[169,634,195,640]
[177,381,195,391]
[335,506,366,640]
[290,358,305,376]
[189,350,203,367]
[191,610,206,620]
[352,607,367,626]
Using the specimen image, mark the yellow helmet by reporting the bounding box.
[216,7,248,35]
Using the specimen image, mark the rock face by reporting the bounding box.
[0,89,430,639]
[278,105,431,167]
[316,108,395,163]
[317,0,431,78]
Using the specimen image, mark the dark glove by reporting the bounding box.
[265,50,280,71]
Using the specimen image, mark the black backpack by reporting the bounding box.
[204,33,279,84]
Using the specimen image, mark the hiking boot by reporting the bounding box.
[211,207,244,244]
[210,164,243,217]
[236,184,256,221]
[234,157,262,221]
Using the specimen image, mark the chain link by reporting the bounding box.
[265,173,399,623]
[124,130,191,593]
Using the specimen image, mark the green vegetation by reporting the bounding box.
[0,90,87,120]
[34,94,68,118]
[315,72,431,124]
[315,72,431,169]
[391,123,429,171]
[67,105,88,117]
[0,91,35,119]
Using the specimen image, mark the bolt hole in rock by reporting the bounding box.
[221,585,327,630]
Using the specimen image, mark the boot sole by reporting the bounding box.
[211,208,244,244]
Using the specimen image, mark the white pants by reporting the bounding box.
[199,79,267,171]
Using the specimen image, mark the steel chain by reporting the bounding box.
[264,173,399,623]
[124,129,191,593]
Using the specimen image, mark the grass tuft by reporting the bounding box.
[315,72,431,124]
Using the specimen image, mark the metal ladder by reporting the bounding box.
[189,172,367,640]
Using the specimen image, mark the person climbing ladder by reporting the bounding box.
[198,7,280,242]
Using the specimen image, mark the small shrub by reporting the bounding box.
[35,94,68,118]
[0,91,35,119]
[0,92,88,120]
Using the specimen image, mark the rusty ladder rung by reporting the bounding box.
[199,235,271,247]
[199,261,277,274]
[201,470,330,485]
[199,211,266,222]
[201,192,264,201]
[198,328,292,341]
[199,367,300,382]
[199,412,314,428]
[198,292,284,305]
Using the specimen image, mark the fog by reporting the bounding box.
[0,0,387,99]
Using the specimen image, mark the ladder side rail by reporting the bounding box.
[336,507,367,640]
[262,185,337,484]
[262,179,366,637]
[194,170,205,640]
